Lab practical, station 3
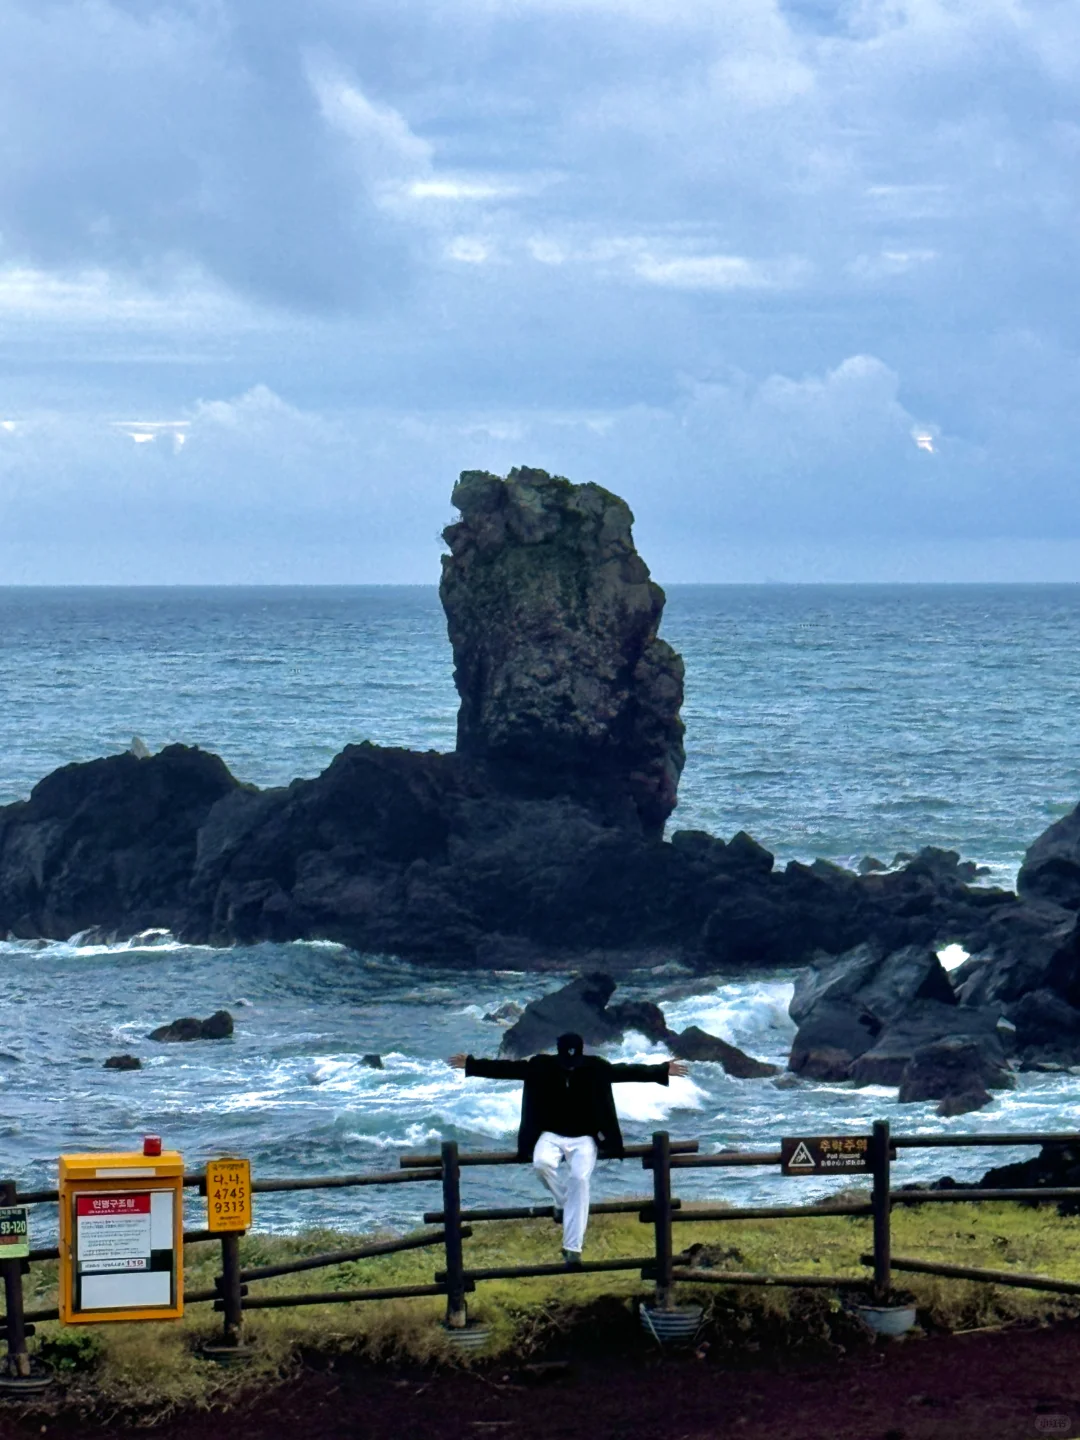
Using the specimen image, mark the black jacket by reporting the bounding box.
[464,1053,670,1160]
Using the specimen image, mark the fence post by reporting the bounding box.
[441,1141,467,1329]
[0,1181,29,1379]
[218,1233,244,1346]
[871,1119,892,1302]
[650,1131,674,1312]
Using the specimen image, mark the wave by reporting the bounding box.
[0,931,360,962]
[0,930,216,960]
[660,978,796,1060]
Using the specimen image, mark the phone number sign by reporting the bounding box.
[0,1206,29,1259]
[206,1158,252,1232]
[781,1135,872,1175]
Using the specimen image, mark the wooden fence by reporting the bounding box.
[3,1123,1080,1377]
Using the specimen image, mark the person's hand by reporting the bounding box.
[668,1060,689,1077]
[448,1053,468,1070]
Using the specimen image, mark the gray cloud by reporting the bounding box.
[0,0,1078,578]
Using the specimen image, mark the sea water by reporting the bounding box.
[2,584,1080,1234]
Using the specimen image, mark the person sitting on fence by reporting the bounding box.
[448,1033,688,1264]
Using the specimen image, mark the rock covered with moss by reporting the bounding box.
[440,467,684,836]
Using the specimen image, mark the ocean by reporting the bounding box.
[2,583,1079,1238]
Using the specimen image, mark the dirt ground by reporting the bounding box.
[3,1319,1080,1440]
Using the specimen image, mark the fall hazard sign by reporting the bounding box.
[780,1135,872,1175]
[206,1158,252,1232]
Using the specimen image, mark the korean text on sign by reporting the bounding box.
[206,1158,252,1232]
[780,1136,872,1175]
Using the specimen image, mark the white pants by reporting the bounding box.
[532,1132,598,1253]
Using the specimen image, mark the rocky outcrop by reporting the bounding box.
[788,944,1014,1107]
[440,467,684,837]
[500,973,623,1056]
[103,1054,142,1071]
[497,972,777,1077]
[0,745,239,939]
[1004,988,1080,1069]
[0,463,1078,1034]
[668,1026,778,1077]
[788,944,957,1081]
[976,1143,1080,1214]
[897,1038,1001,1116]
[149,1010,234,1042]
[1017,804,1080,909]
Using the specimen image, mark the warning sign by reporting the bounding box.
[0,1206,29,1259]
[206,1158,252,1232]
[76,1193,153,1271]
[59,1148,184,1323]
[781,1135,872,1175]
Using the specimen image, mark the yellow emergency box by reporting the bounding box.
[58,1142,184,1324]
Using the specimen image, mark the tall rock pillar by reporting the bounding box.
[439,466,685,837]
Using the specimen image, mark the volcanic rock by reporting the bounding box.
[848,1002,1010,1088]
[789,943,957,1029]
[361,1053,383,1069]
[0,744,239,939]
[788,944,958,1080]
[103,1054,142,1070]
[605,999,672,1045]
[787,1003,881,1081]
[0,468,1045,981]
[897,1037,1001,1113]
[978,1144,1080,1214]
[149,1009,234,1042]
[1005,987,1080,1069]
[500,973,621,1057]
[668,1026,779,1077]
[497,971,776,1077]
[935,1090,992,1117]
[440,467,685,837]
[953,901,1077,1008]
[1018,803,1080,909]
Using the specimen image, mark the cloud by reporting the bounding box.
[0,2,419,310]
[632,253,807,290]
[3,346,1076,585]
[306,56,433,186]
[0,0,1078,579]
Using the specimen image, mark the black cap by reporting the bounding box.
[557,1032,584,1058]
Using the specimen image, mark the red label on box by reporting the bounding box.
[76,1194,151,1217]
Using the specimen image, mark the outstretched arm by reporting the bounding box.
[448,1054,530,1080]
[605,1060,689,1084]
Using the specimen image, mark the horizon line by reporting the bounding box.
[2,579,1080,590]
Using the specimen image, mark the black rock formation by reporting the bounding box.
[149,1010,234,1042]
[896,1034,1013,1115]
[498,971,777,1078]
[0,745,239,939]
[440,467,685,837]
[1017,804,1080,909]
[976,1144,1080,1215]
[787,943,1014,1108]
[103,1054,142,1071]
[0,462,1077,1054]
[667,1026,778,1077]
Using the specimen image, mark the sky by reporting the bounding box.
[1,0,1079,584]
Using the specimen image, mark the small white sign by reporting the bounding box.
[76,1193,152,1270]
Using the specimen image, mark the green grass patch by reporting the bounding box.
[9,1196,1080,1419]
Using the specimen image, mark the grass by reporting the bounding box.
[11,1195,1080,1419]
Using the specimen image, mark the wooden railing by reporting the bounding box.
[2,1123,1079,1376]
